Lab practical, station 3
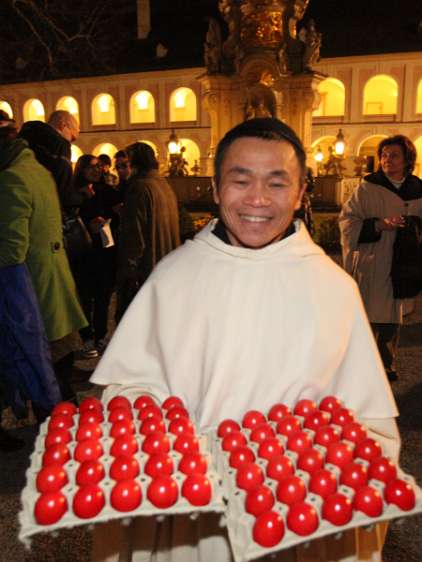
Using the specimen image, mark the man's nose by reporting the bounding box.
[244,182,270,206]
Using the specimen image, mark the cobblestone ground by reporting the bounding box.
[1,282,421,562]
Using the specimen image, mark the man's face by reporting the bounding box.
[213,137,306,249]
[61,116,79,143]
[115,157,131,180]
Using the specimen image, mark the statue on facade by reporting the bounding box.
[300,19,322,71]
[219,0,242,73]
[204,18,223,74]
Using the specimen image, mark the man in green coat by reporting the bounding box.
[0,111,87,403]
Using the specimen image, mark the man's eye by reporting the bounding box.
[269,183,285,189]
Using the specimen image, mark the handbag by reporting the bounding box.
[62,212,92,261]
[391,215,422,298]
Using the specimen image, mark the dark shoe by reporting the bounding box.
[387,371,398,382]
[0,427,25,452]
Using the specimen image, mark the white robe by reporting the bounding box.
[90,220,399,562]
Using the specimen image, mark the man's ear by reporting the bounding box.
[294,182,308,211]
[212,177,220,205]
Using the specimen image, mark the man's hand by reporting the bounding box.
[89,216,106,234]
[375,216,405,232]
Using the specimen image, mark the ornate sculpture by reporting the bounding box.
[218,0,242,73]
[299,19,322,71]
[204,18,223,74]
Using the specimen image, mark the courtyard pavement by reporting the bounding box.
[1,282,421,562]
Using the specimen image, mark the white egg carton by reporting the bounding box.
[19,416,225,547]
[209,426,422,562]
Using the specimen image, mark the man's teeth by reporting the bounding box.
[240,215,271,222]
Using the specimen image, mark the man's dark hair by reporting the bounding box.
[214,117,307,188]
[114,149,128,160]
[98,153,112,167]
[126,142,158,172]
[377,135,417,175]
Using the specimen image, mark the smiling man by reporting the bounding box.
[91,118,399,562]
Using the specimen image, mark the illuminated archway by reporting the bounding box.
[313,78,345,117]
[363,75,398,115]
[0,100,13,118]
[357,135,387,172]
[169,88,197,122]
[414,137,422,177]
[416,80,422,114]
[137,139,158,157]
[180,138,200,171]
[71,145,83,168]
[92,93,116,125]
[93,142,118,159]
[23,98,45,122]
[130,90,155,123]
[56,96,80,123]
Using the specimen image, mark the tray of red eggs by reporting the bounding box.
[19,395,225,546]
[211,396,422,562]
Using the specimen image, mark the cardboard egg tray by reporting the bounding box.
[18,406,225,547]
[209,417,422,562]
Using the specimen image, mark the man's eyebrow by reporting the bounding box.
[226,165,252,175]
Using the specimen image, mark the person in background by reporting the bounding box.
[115,142,180,321]
[98,153,118,187]
[339,135,422,382]
[71,155,117,356]
[0,110,83,421]
[113,149,131,203]
[91,118,399,562]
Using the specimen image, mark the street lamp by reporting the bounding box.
[166,129,188,176]
[314,145,324,176]
[334,129,345,157]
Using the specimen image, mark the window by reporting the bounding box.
[130,90,155,123]
[169,88,197,122]
[313,78,345,117]
[93,142,118,160]
[416,80,422,114]
[71,145,83,167]
[414,136,422,176]
[56,96,80,123]
[363,75,398,115]
[92,93,116,125]
[23,98,45,122]
[0,100,13,118]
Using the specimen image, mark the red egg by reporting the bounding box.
[51,401,77,417]
[245,484,275,517]
[257,437,284,461]
[354,438,382,462]
[303,410,331,430]
[79,410,104,425]
[161,396,184,410]
[111,479,142,512]
[110,419,136,439]
[286,430,313,454]
[368,456,397,483]
[178,453,208,475]
[249,423,276,444]
[42,444,71,466]
[45,428,72,448]
[276,415,301,437]
[79,396,103,413]
[107,396,132,411]
[34,491,68,525]
[36,463,68,493]
[134,395,156,410]
[217,419,241,438]
[341,422,367,444]
[236,462,265,491]
[340,462,368,491]
[297,448,325,475]
[309,468,338,498]
[276,475,307,505]
[229,446,256,469]
[242,410,266,429]
[322,493,353,526]
[142,432,170,455]
[109,456,140,481]
[266,455,295,481]
[326,441,354,468]
[48,414,74,431]
[252,511,285,547]
[168,417,194,436]
[76,460,106,486]
[72,484,105,518]
[145,453,174,478]
[76,422,103,442]
[173,434,200,455]
[110,435,138,457]
[139,416,166,436]
[182,474,212,506]
[330,407,354,427]
[74,438,103,463]
[221,431,248,452]
[165,406,189,420]
[138,405,163,421]
[287,501,319,536]
[267,403,291,422]
[319,395,342,413]
[313,425,341,447]
[354,485,383,517]
[293,399,318,417]
[108,407,133,424]
[384,478,416,511]
[147,475,179,508]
